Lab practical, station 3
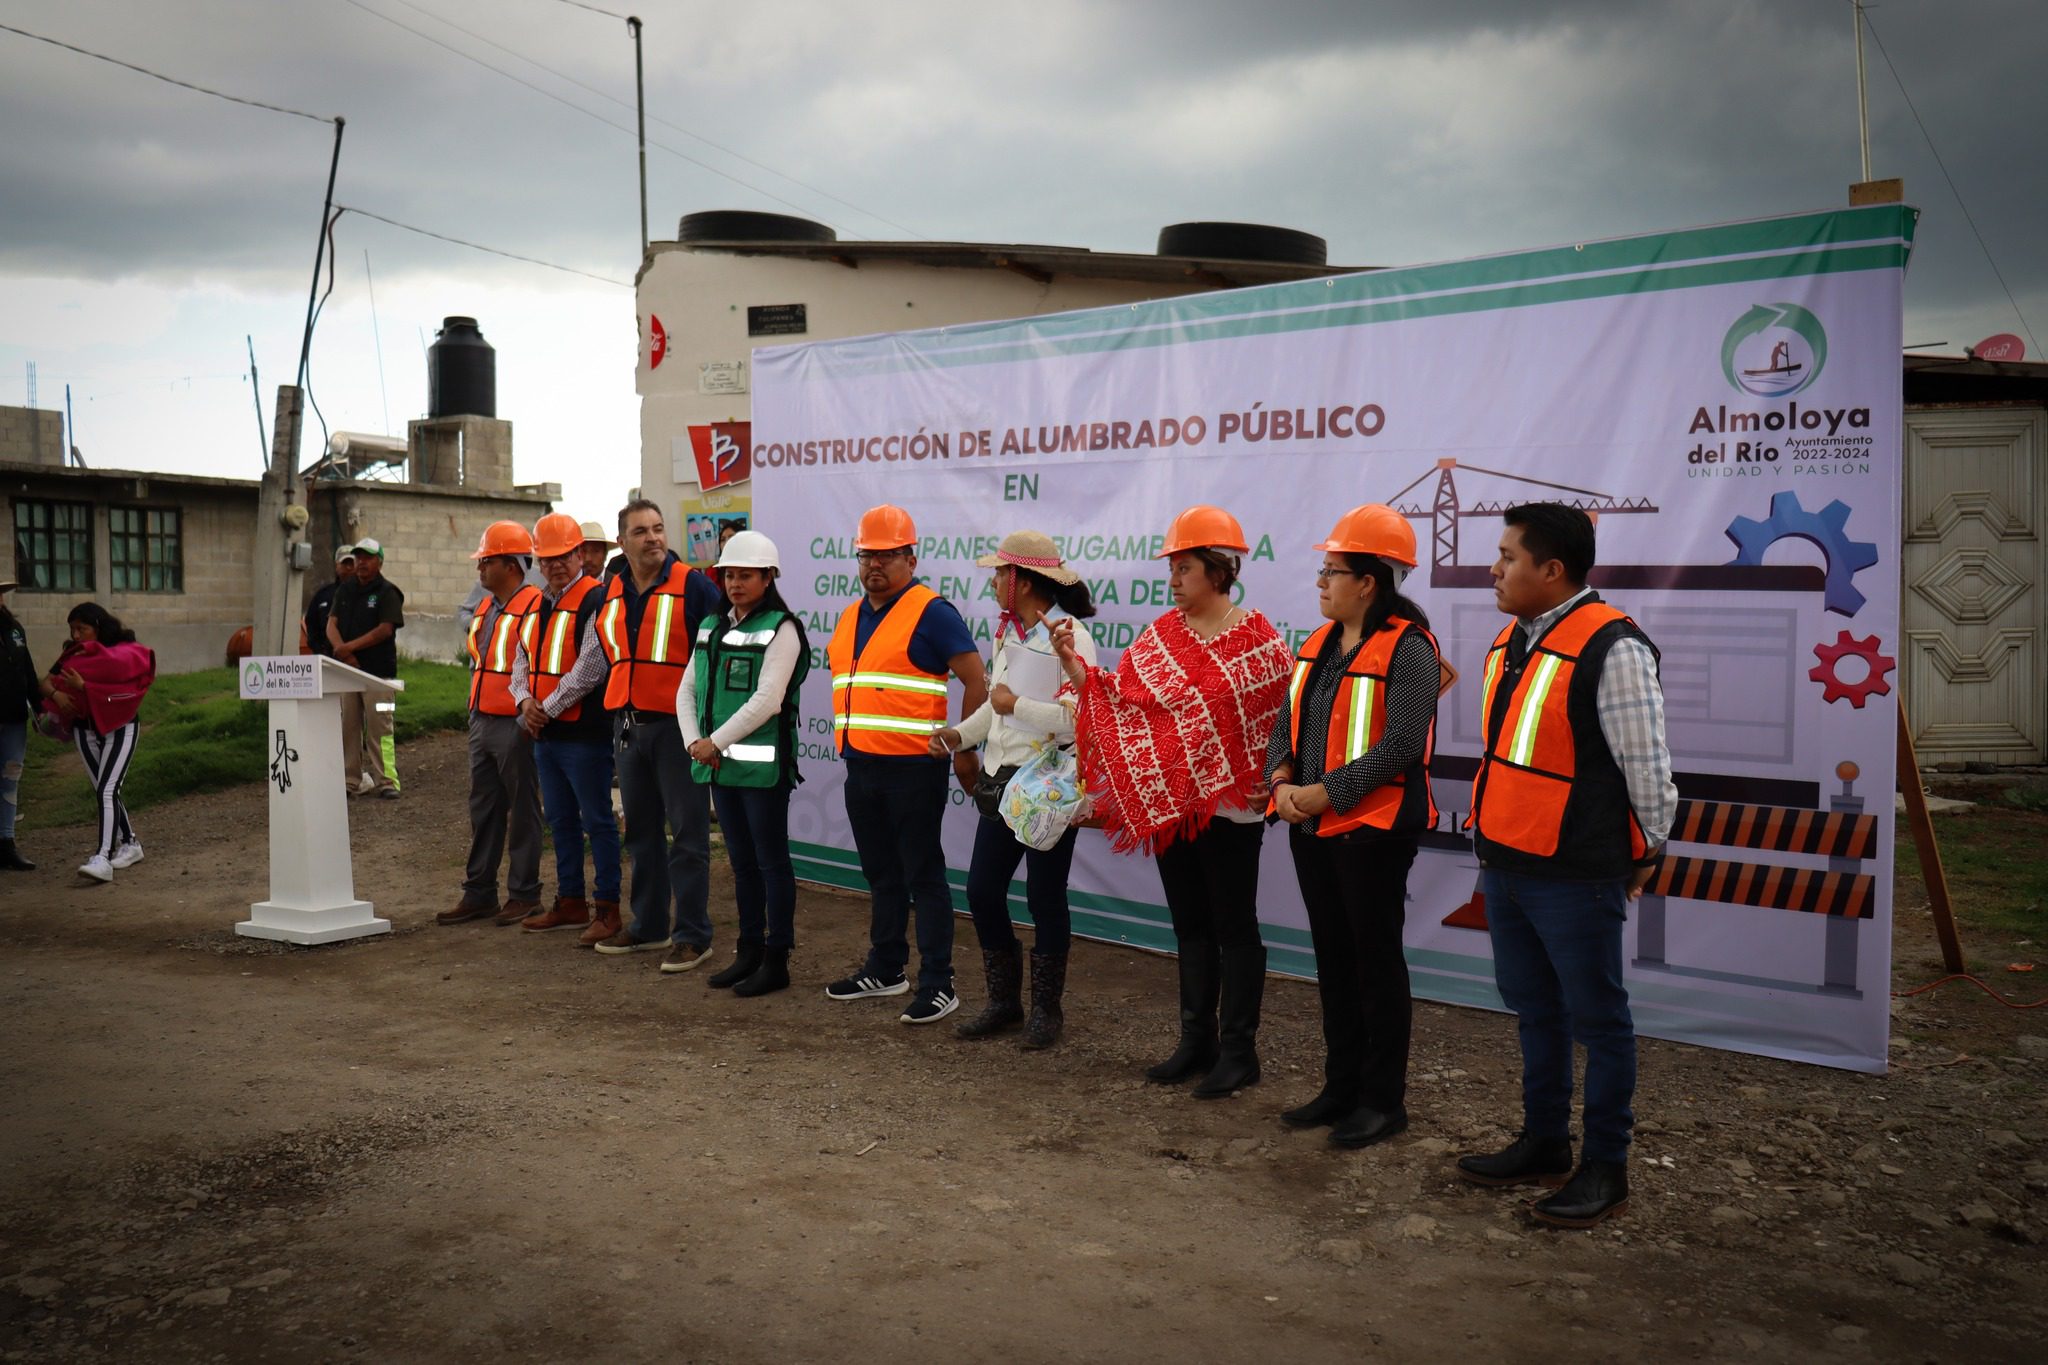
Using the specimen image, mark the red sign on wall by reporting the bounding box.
[688,422,751,489]
[649,314,668,369]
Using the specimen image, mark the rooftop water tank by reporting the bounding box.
[428,316,496,418]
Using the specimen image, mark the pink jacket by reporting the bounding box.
[44,640,156,734]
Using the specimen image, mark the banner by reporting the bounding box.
[751,205,1916,1073]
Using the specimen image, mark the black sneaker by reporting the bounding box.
[825,971,909,1000]
[899,987,959,1025]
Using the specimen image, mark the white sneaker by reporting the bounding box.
[111,840,144,870]
[78,855,114,883]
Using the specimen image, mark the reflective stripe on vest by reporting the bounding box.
[597,562,698,713]
[1280,618,1438,837]
[466,584,544,717]
[531,575,599,722]
[1468,601,1647,861]
[824,584,949,756]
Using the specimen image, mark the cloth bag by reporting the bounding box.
[999,741,1085,851]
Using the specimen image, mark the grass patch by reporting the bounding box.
[1894,806,2048,949]
[16,659,473,832]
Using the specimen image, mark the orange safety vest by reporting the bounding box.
[1279,618,1439,837]
[530,575,600,722]
[825,584,951,757]
[1468,596,1652,878]
[595,561,699,713]
[466,584,544,717]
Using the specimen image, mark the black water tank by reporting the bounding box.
[677,210,837,244]
[428,316,495,418]
[1157,222,1327,266]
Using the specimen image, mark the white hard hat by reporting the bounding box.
[714,529,780,571]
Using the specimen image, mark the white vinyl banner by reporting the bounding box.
[751,205,1916,1073]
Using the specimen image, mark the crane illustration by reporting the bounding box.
[1382,457,1659,583]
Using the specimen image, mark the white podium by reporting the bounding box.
[235,655,406,945]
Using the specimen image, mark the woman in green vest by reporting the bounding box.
[680,530,811,996]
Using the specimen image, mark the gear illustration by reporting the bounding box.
[1809,631,1896,707]
[1724,491,1881,617]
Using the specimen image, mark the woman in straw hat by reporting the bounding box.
[932,530,1098,1047]
[1050,505,1293,1098]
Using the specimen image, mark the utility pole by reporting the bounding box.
[629,16,648,258]
[1853,0,1871,182]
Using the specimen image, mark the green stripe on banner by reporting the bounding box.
[802,240,1912,380]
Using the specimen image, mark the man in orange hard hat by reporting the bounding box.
[507,512,622,938]
[441,521,549,926]
[823,504,988,1025]
[539,498,724,970]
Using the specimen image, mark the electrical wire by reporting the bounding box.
[334,0,882,237]
[1859,9,2041,358]
[304,210,342,457]
[332,203,632,285]
[1892,974,2046,1009]
[381,0,928,240]
[545,0,631,19]
[0,21,336,123]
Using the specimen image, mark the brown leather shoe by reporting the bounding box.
[523,896,590,932]
[437,895,497,926]
[659,943,710,974]
[577,900,622,947]
[494,898,541,926]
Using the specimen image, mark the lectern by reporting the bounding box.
[235,655,406,945]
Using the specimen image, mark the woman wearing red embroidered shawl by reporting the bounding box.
[1051,505,1291,1099]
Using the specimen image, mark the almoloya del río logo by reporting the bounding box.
[1723,302,1827,398]
[243,660,265,692]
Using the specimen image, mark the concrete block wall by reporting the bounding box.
[0,406,64,466]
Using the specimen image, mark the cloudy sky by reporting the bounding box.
[2,0,2041,518]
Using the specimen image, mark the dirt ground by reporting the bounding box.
[2,730,2044,1364]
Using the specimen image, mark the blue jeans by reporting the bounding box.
[615,714,713,948]
[965,813,1077,957]
[712,782,797,949]
[535,737,621,903]
[843,757,954,993]
[1482,868,1636,1163]
[0,720,25,840]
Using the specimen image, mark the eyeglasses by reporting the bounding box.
[1314,566,1361,583]
[855,550,909,565]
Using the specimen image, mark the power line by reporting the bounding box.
[334,204,632,285]
[337,0,870,234]
[0,21,336,124]
[391,0,927,239]
[546,0,631,18]
[1859,9,2040,358]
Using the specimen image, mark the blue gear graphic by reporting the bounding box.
[1724,491,1880,617]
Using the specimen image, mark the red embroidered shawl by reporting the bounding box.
[1075,608,1292,854]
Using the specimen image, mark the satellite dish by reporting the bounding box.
[1968,333,2026,362]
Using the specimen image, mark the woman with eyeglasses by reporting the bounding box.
[1265,504,1445,1150]
[1050,505,1293,1099]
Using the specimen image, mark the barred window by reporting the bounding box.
[109,506,182,592]
[12,499,94,591]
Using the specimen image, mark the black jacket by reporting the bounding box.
[0,613,38,723]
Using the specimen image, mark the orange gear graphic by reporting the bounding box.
[1809,631,1895,707]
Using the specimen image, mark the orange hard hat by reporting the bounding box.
[854,504,917,551]
[531,512,585,559]
[472,519,535,559]
[1158,504,1250,558]
[1314,504,1417,568]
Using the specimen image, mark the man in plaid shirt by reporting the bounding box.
[1456,502,1677,1229]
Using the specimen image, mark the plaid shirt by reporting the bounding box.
[1517,587,1678,848]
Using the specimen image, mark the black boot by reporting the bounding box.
[732,946,790,997]
[1192,945,1265,1099]
[1455,1132,1575,1188]
[1280,1081,1356,1129]
[1020,950,1068,1050]
[956,944,1024,1037]
[1530,1160,1629,1228]
[708,940,764,989]
[0,839,33,872]
[1144,938,1218,1082]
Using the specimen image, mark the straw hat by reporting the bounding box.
[975,529,1080,585]
[579,520,617,548]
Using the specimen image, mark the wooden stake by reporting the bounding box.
[1896,703,1965,973]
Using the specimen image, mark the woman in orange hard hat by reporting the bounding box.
[1266,504,1446,1150]
[1050,505,1293,1098]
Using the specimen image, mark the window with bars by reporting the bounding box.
[12,499,94,591]
[109,506,183,592]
